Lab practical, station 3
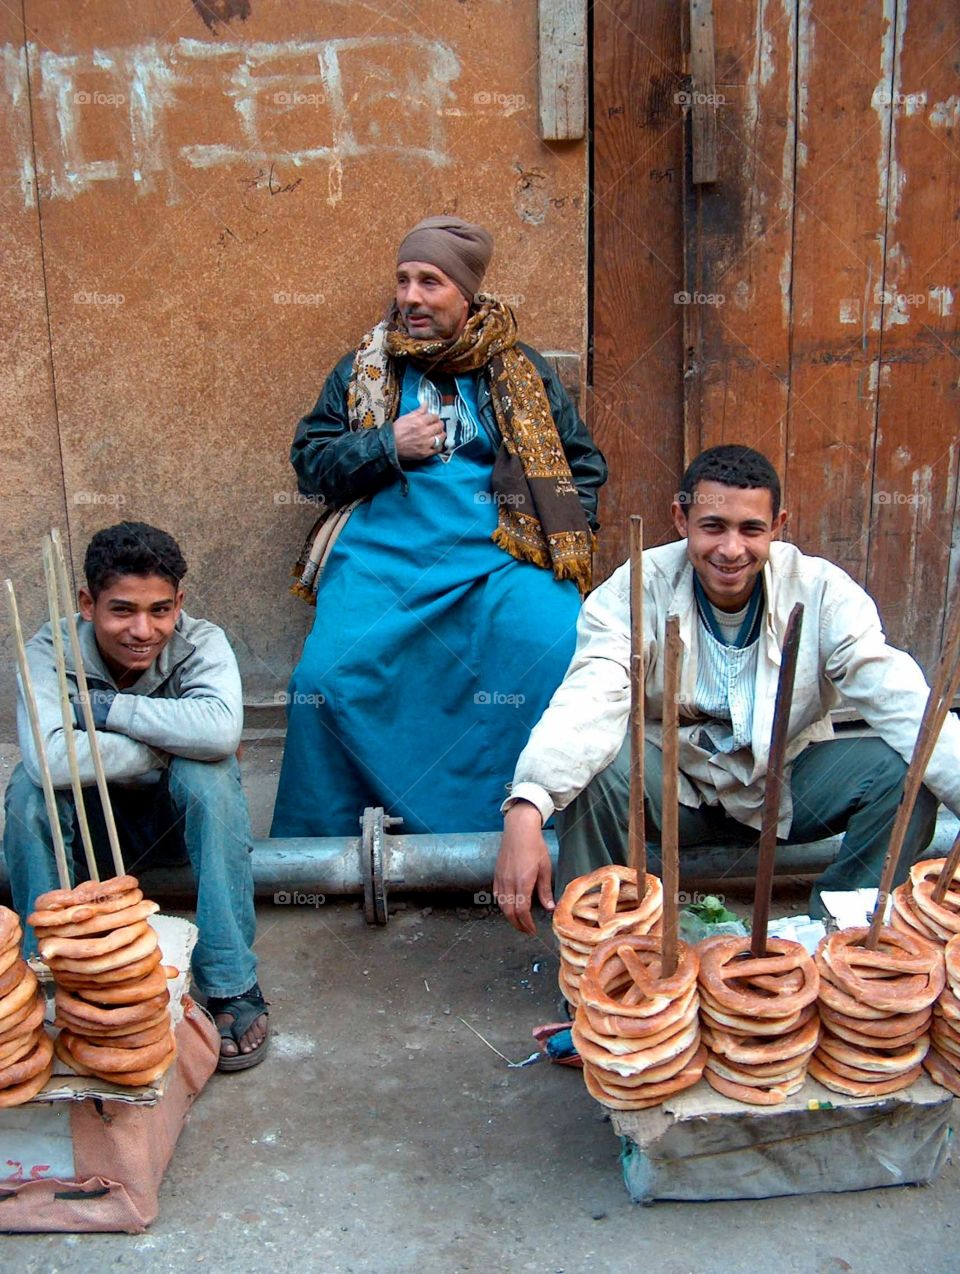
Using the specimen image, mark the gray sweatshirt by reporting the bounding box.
[17,612,244,790]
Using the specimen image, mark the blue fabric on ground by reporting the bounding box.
[271,366,581,836]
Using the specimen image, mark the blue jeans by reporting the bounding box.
[2,757,257,999]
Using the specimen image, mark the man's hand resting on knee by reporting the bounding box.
[494,800,555,934]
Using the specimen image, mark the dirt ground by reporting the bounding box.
[1,742,958,1272]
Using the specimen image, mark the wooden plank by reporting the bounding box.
[866,2,960,671]
[682,0,797,481]
[783,0,892,587]
[688,0,718,183]
[538,0,587,140]
[591,0,684,579]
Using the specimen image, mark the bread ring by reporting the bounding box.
[945,933,960,991]
[55,987,169,1030]
[582,1044,706,1110]
[0,1061,53,1107]
[55,1008,170,1041]
[53,949,163,986]
[699,937,819,1018]
[581,982,698,1041]
[930,1022,960,1063]
[45,926,158,975]
[812,1049,923,1088]
[0,994,45,1046]
[892,881,951,942]
[700,1013,820,1066]
[0,1030,42,1069]
[85,1017,172,1051]
[572,1016,700,1078]
[817,1031,929,1075]
[28,889,143,930]
[0,943,21,979]
[0,959,28,1000]
[58,1028,174,1074]
[923,1047,960,1096]
[705,1055,807,1088]
[32,899,158,940]
[818,999,930,1038]
[0,907,22,955]
[32,875,140,913]
[553,867,663,946]
[579,934,699,1018]
[703,1066,805,1105]
[818,928,945,1014]
[0,1030,53,1089]
[0,967,38,1026]
[585,1036,704,1090]
[699,992,815,1036]
[820,1013,929,1052]
[39,920,150,962]
[56,1033,177,1088]
[910,859,960,936]
[65,965,172,1007]
[575,997,699,1056]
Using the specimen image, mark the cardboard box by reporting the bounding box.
[613,1075,953,1204]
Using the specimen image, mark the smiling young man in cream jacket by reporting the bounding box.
[494,445,960,933]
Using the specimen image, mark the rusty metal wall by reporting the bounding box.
[0,0,587,732]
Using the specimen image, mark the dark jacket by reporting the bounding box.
[290,343,608,530]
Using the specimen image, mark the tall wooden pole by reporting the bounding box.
[866,583,960,948]
[628,516,647,895]
[751,603,804,958]
[660,616,682,978]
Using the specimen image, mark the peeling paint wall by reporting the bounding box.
[0,1,587,732]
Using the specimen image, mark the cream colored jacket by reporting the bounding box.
[509,540,960,834]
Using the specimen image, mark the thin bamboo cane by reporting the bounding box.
[49,528,125,878]
[41,536,98,882]
[3,578,71,890]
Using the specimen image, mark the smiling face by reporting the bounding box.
[672,480,788,611]
[395,260,470,340]
[78,572,183,685]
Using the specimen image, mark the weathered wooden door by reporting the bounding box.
[592,0,959,674]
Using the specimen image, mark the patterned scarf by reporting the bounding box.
[346,297,594,595]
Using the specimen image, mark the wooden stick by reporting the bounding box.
[751,603,804,958]
[42,537,99,883]
[932,827,960,906]
[3,578,71,891]
[660,615,682,978]
[628,516,647,893]
[867,585,960,947]
[50,528,125,878]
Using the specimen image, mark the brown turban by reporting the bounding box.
[396,216,494,300]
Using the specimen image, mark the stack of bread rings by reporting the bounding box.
[29,875,178,1088]
[553,866,663,1008]
[697,936,820,1105]
[924,932,960,1095]
[811,926,944,1097]
[891,858,960,945]
[0,906,53,1106]
[572,933,706,1109]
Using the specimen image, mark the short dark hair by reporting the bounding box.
[83,523,187,599]
[677,445,781,518]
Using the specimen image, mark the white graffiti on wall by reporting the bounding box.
[6,36,461,205]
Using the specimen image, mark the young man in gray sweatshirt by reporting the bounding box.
[3,522,268,1070]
